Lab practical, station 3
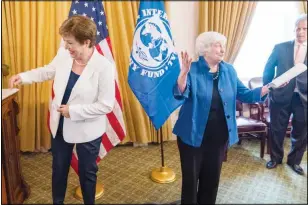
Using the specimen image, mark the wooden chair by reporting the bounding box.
[248,77,292,154]
[236,100,267,158]
[224,100,267,161]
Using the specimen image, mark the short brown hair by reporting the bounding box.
[59,15,97,47]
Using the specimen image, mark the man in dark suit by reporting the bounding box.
[263,13,307,175]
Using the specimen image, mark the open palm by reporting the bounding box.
[181,51,192,74]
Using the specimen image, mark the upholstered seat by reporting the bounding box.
[236,100,267,158]
[224,100,267,161]
[237,116,267,133]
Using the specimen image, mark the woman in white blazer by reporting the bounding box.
[9,15,115,204]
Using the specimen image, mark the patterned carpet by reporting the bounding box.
[21,139,307,204]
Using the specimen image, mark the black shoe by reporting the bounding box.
[266,160,282,169]
[287,163,304,175]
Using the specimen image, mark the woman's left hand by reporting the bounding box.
[57,105,70,118]
[261,85,270,97]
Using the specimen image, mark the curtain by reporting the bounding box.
[2,1,173,152]
[103,1,173,144]
[299,1,307,13]
[198,1,258,63]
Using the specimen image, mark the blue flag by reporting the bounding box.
[128,1,182,130]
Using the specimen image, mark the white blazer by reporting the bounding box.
[19,47,115,143]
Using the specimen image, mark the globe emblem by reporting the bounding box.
[131,14,176,71]
[139,22,169,63]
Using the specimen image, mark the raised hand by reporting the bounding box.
[180,51,192,74]
[8,75,22,89]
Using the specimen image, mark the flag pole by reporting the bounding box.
[150,125,176,183]
[74,184,104,201]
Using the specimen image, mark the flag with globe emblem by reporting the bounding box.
[128,1,182,130]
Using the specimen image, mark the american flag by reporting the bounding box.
[48,0,126,174]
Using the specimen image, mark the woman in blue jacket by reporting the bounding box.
[173,31,270,204]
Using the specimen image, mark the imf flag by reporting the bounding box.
[128,1,182,130]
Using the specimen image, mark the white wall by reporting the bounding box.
[168,1,200,58]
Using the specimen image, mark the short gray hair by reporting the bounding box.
[195,31,227,57]
[295,13,307,27]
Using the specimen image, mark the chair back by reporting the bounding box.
[248,77,263,89]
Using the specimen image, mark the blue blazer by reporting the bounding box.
[173,57,263,147]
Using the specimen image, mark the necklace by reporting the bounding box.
[212,69,220,80]
[74,59,87,66]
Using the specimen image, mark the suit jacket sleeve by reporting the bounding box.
[263,45,278,86]
[18,47,65,84]
[69,63,116,121]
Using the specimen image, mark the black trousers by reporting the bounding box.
[177,135,228,205]
[269,92,307,165]
[51,133,101,204]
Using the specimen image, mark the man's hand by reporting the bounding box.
[57,105,70,118]
[279,81,289,88]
